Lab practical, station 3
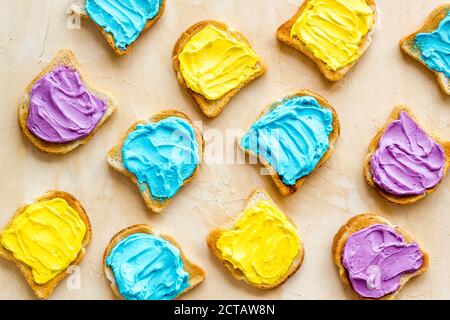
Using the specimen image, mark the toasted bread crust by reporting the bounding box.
[399,3,450,95]
[240,90,340,196]
[0,190,92,299]
[172,20,268,118]
[81,0,166,55]
[107,110,204,213]
[207,188,304,289]
[332,214,429,300]
[276,0,377,81]
[103,224,205,300]
[364,106,450,204]
[18,50,117,155]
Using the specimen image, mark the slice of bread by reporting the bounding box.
[399,3,450,95]
[240,89,340,196]
[103,224,205,300]
[0,190,92,299]
[18,49,117,155]
[207,188,304,289]
[172,20,268,118]
[80,0,166,55]
[107,110,204,213]
[276,0,377,81]
[332,214,429,300]
[364,106,450,205]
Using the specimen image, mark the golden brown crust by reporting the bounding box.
[364,105,450,204]
[103,224,205,300]
[276,0,377,81]
[107,110,204,213]
[172,20,268,118]
[206,188,304,289]
[81,0,166,56]
[240,89,340,196]
[18,49,117,155]
[0,190,92,299]
[332,214,429,300]
[399,3,450,95]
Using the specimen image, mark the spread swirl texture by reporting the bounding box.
[27,66,106,144]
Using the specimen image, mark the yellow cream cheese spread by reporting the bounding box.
[290,0,374,71]
[216,199,300,285]
[178,25,260,100]
[0,198,86,284]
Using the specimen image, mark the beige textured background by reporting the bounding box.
[0,0,449,300]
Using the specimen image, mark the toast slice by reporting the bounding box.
[18,49,117,155]
[332,214,429,300]
[207,188,304,289]
[399,3,450,95]
[107,110,204,213]
[364,106,450,205]
[0,190,92,299]
[240,89,340,196]
[276,0,377,81]
[80,0,166,55]
[103,224,205,300]
[172,20,268,118]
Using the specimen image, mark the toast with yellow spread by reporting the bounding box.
[277,0,377,81]
[0,190,92,299]
[207,189,304,289]
[172,20,268,118]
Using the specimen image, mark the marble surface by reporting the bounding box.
[0,0,449,300]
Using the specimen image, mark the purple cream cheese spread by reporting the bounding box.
[27,66,106,143]
[343,224,423,299]
[370,111,445,196]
